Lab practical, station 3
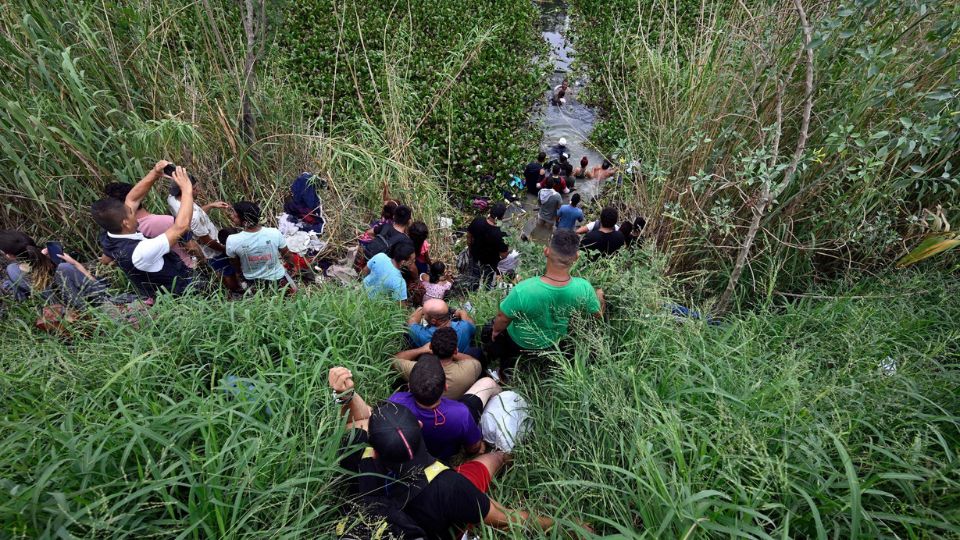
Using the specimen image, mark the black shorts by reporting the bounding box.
[458,394,483,424]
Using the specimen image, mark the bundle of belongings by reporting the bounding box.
[278,172,328,259]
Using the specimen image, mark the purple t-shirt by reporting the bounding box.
[388,392,481,460]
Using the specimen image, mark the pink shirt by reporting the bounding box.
[137,213,195,268]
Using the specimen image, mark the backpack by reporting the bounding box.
[364,226,399,259]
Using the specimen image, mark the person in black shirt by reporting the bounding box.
[582,207,626,256]
[329,367,564,540]
[466,203,508,288]
[523,152,547,195]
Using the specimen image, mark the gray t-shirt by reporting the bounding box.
[538,190,562,221]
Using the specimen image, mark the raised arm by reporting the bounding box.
[164,167,194,248]
[126,160,170,213]
[394,343,432,362]
[454,308,474,325]
[407,307,425,325]
[328,367,373,431]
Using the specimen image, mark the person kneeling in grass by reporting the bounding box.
[329,366,573,540]
[331,358,499,464]
[225,201,299,295]
[488,229,605,381]
[393,326,482,400]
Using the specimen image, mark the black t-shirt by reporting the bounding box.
[467,217,508,267]
[366,224,414,258]
[339,429,491,540]
[523,161,543,194]
[582,228,625,255]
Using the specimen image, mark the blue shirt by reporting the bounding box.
[363,252,407,301]
[556,205,584,230]
[408,320,476,352]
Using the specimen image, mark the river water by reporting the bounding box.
[516,0,603,238]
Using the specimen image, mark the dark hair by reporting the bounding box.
[429,261,445,284]
[91,198,129,234]
[393,205,412,226]
[368,401,424,465]
[169,174,197,198]
[490,202,507,220]
[382,200,399,220]
[620,221,634,246]
[545,176,556,190]
[601,160,612,170]
[559,154,569,163]
[408,222,429,255]
[103,182,133,202]
[537,151,547,162]
[548,229,580,266]
[634,216,646,232]
[430,327,458,360]
[570,193,581,207]
[0,230,54,289]
[580,156,588,167]
[551,164,561,175]
[218,227,240,246]
[600,207,619,228]
[390,242,415,264]
[233,201,261,227]
[409,355,445,405]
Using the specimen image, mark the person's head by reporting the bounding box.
[91,198,136,234]
[381,200,399,221]
[430,327,458,360]
[601,160,612,170]
[580,156,589,168]
[620,221,634,245]
[551,164,561,176]
[600,207,619,229]
[0,230,54,289]
[545,229,580,268]
[408,221,429,253]
[634,216,646,232]
[232,201,261,228]
[103,182,133,202]
[558,137,567,147]
[545,176,556,190]
[169,174,198,198]
[393,205,412,227]
[409,355,445,407]
[560,153,570,163]
[367,401,431,470]
[489,202,507,221]
[561,79,569,88]
[428,261,446,284]
[390,242,416,266]
[218,227,240,246]
[537,151,547,163]
[570,193,581,207]
[423,298,451,326]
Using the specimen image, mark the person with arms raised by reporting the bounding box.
[489,229,605,381]
[91,161,196,298]
[408,298,479,357]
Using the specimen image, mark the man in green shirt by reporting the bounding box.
[490,229,604,380]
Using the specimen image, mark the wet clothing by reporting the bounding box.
[499,276,601,350]
[523,161,545,195]
[387,392,482,461]
[582,228,626,256]
[467,217,507,268]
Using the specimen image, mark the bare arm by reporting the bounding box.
[201,201,230,213]
[575,225,589,235]
[454,308,474,325]
[483,499,554,532]
[163,167,194,248]
[394,343,432,362]
[595,288,606,318]
[329,367,373,431]
[407,307,424,325]
[59,252,95,282]
[197,234,226,254]
[126,160,170,213]
[491,310,512,339]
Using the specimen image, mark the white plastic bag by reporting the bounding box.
[480,391,530,452]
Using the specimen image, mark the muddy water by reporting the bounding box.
[516,0,603,240]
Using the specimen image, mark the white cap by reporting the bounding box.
[562,152,570,159]
[558,137,567,146]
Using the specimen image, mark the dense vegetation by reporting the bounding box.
[571,0,960,299]
[1,239,957,537]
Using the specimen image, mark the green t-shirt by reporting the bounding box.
[499,276,601,350]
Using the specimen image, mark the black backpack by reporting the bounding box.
[364,225,407,259]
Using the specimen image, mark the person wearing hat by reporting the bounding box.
[329,365,564,539]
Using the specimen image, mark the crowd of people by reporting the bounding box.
[1,146,645,537]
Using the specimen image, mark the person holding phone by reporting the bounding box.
[91,161,197,298]
[0,230,108,308]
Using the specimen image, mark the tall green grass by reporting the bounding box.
[1,248,957,537]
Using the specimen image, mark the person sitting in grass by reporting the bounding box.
[167,174,238,291]
[91,161,197,298]
[363,242,416,304]
[331,357,500,463]
[1,230,108,307]
[421,261,453,301]
[556,193,584,231]
[408,298,479,358]
[330,367,567,539]
[393,326,482,400]
[225,201,299,295]
[581,207,626,257]
[489,229,605,381]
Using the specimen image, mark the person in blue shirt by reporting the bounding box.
[362,242,416,304]
[556,193,585,230]
[407,298,481,360]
